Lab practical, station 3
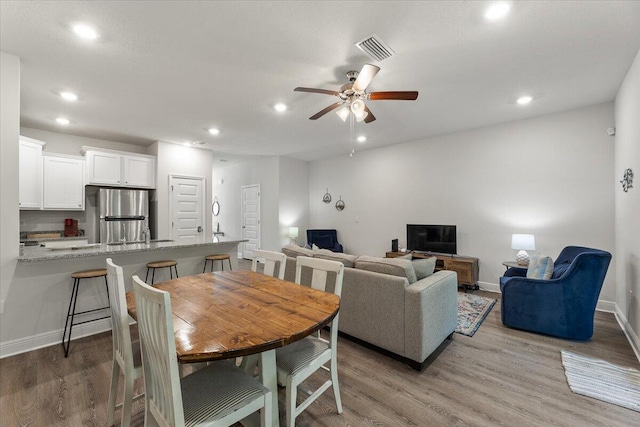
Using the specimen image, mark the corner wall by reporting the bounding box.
[309,102,616,303]
[614,47,640,358]
[0,52,20,318]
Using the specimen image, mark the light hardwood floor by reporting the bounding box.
[1,259,639,426]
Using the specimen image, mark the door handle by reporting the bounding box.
[197,226,202,233]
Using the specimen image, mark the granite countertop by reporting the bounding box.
[18,236,246,262]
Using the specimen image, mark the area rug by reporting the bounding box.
[561,350,640,412]
[455,293,496,337]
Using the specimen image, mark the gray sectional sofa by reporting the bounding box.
[281,245,458,370]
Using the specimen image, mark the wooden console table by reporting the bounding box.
[386,251,479,290]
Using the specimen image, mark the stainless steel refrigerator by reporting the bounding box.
[99,188,149,244]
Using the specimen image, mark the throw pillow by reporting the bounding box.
[312,243,320,252]
[526,255,554,280]
[314,249,358,268]
[355,256,417,284]
[413,257,437,280]
[282,244,316,259]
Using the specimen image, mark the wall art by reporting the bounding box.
[620,168,634,192]
[335,196,345,211]
[322,188,332,203]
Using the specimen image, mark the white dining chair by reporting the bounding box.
[251,249,287,279]
[131,275,272,427]
[276,256,344,427]
[106,258,144,427]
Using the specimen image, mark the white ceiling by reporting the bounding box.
[2,1,640,162]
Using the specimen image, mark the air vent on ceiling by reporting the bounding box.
[355,33,395,62]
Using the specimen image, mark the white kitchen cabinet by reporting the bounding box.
[85,150,121,185]
[82,146,156,188]
[19,136,46,210]
[42,154,85,210]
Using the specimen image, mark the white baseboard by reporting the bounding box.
[478,281,500,293]
[614,305,640,364]
[0,318,112,359]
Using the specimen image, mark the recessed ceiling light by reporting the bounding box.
[72,24,99,40]
[208,127,220,135]
[357,135,367,143]
[60,91,78,101]
[274,103,287,112]
[56,117,70,125]
[485,2,511,21]
[517,96,533,105]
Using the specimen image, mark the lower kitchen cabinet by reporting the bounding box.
[42,154,85,210]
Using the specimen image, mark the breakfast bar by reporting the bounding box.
[2,237,245,358]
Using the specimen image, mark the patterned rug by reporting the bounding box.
[561,350,640,412]
[455,293,496,336]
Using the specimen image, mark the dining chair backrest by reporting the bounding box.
[132,275,184,426]
[252,249,287,280]
[105,258,134,371]
[295,256,344,297]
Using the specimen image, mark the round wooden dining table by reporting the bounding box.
[126,269,340,426]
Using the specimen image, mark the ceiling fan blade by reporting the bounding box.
[352,64,381,92]
[363,105,376,123]
[369,91,419,100]
[294,87,340,96]
[309,102,343,120]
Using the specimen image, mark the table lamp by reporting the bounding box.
[288,227,299,245]
[512,234,535,266]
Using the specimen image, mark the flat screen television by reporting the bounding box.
[407,224,457,255]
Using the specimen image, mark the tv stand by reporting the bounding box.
[386,251,479,290]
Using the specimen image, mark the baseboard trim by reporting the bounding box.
[614,305,640,364]
[0,318,112,359]
[478,281,500,293]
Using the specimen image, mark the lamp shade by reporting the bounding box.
[511,234,535,250]
[288,227,299,239]
[336,105,350,122]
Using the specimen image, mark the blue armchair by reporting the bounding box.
[500,246,611,340]
[306,229,343,253]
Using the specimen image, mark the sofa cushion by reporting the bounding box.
[527,255,554,280]
[355,256,417,284]
[282,244,316,258]
[551,262,571,279]
[314,249,358,268]
[413,257,437,280]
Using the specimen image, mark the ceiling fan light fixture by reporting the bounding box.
[355,110,368,122]
[351,99,366,115]
[336,105,350,122]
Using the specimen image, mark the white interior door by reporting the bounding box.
[170,175,205,242]
[241,184,260,259]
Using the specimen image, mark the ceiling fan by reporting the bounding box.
[294,64,418,124]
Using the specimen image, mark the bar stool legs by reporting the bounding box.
[203,254,232,273]
[62,269,110,357]
[145,260,179,284]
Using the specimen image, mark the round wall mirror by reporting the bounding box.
[212,199,220,216]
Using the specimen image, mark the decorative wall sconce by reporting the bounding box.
[322,188,332,203]
[620,168,633,192]
[335,196,345,211]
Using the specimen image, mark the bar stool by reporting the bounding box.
[145,260,178,284]
[62,268,110,357]
[203,254,232,273]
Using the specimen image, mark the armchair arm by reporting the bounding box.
[333,242,344,253]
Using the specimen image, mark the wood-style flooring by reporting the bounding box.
[1,259,639,426]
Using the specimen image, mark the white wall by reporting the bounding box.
[0,52,21,317]
[19,127,149,156]
[309,102,617,302]
[151,141,213,240]
[614,47,640,354]
[279,157,310,247]
[213,157,279,252]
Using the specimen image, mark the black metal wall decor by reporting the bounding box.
[335,196,345,211]
[322,188,332,203]
[620,168,634,192]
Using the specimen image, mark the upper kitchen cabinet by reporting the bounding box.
[19,136,46,210]
[82,146,156,189]
[42,154,85,210]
